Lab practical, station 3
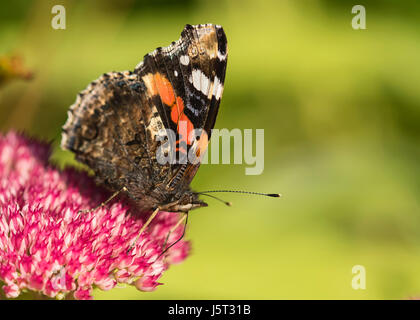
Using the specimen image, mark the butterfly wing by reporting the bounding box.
[135,24,228,194]
[61,24,228,209]
[61,70,174,208]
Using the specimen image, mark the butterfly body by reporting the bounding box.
[61,24,227,213]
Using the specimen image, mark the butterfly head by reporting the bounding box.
[159,191,208,213]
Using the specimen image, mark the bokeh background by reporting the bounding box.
[1,0,420,299]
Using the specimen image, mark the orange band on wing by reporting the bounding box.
[154,73,175,106]
[171,96,194,145]
[195,130,208,157]
[171,96,184,123]
[144,72,196,146]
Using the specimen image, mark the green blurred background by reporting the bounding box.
[1,0,420,299]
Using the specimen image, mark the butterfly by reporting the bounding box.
[61,24,228,246]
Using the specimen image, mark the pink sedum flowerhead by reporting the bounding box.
[0,131,190,299]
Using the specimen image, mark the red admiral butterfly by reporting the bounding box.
[61,24,278,251]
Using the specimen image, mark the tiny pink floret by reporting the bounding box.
[0,131,190,299]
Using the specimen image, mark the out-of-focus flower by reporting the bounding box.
[0,131,190,300]
[0,55,33,87]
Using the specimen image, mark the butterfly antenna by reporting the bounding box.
[199,193,232,206]
[197,190,282,198]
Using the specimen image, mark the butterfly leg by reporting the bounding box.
[76,186,128,218]
[162,213,188,250]
[127,207,160,252]
[156,212,189,261]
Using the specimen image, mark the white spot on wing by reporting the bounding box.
[215,84,224,100]
[217,50,227,61]
[180,55,190,65]
[201,73,210,96]
[192,69,201,92]
[190,69,211,96]
[135,61,144,70]
[213,76,224,100]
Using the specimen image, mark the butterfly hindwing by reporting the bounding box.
[61,24,228,211]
